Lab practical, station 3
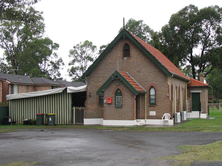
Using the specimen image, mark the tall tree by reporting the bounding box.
[119,18,154,44]
[153,5,222,79]
[0,6,64,79]
[0,0,39,21]
[68,40,97,81]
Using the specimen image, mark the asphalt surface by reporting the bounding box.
[0,128,222,166]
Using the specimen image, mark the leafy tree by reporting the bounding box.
[119,18,154,44]
[206,68,222,99]
[0,58,9,73]
[18,38,64,79]
[0,6,64,80]
[98,44,108,54]
[68,40,97,81]
[153,5,222,79]
[0,0,39,21]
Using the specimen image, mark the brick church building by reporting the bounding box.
[82,29,208,126]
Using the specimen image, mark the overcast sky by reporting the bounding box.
[1,0,222,80]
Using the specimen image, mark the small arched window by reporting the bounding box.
[149,87,156,105]
[123,43,130,58]
[115,89,122,108]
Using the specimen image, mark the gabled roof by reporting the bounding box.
[83,29,189,81]
[188,78,209,87]
[96,70,146,95]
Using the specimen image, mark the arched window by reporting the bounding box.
[149,87,156,105]
[115,89,122,108]
[123,43,130,58]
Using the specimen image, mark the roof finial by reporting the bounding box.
[123,17,125,29]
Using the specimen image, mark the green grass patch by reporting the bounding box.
[0,161,42,166]
[158,141,222,166]
[1,109,222,133]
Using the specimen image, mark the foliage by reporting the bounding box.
[0,58,9,73]
[0,0,39,21]
[98,44,108,54]
[120,18,154,44]
[206,68,222,99]
[0,5,64,80]
[68,40,97,81]
[153,5,222,78]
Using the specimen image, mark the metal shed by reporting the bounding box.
[7,86,86,125]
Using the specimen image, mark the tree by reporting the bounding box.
[0,58,9,73]
[0,0,39,22]
[98,44,108,54]
[0,6,64,80]
[68,40,97,81]
[153,5,222,79]
[119,18,154,44]
[206,68,222,99]
[17,38,64,79]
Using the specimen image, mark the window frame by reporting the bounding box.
[115,89,122,108]
[149,86,156,105]
[123,43,130,58]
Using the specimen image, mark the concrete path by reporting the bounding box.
[0,128,222,166]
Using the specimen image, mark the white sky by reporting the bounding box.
[1,0,222,80]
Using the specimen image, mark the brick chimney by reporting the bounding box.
[199,73,204,82]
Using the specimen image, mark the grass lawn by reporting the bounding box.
[158,140,222,166]
[1,108,222,133]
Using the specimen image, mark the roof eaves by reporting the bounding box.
[171,73,190,82]
[96,71,144,95]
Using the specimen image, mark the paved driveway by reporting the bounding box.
[0,128,222,166]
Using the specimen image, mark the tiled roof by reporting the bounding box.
[56,80,86,87]
[118,71,145,93]
[129,31,188,80]
[0,73,34,84]
[96,70,146,95]
[0,73,85,87]
[188,78,208,87]
[31,77,61,86]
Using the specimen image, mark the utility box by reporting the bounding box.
[174,112,181,123]
[181,111,187,121]
[107,97,112,104]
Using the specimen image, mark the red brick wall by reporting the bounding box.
[103,80,136,120]
[34,86,52,91]
[85,38,188,120]
[2,80,9,105]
